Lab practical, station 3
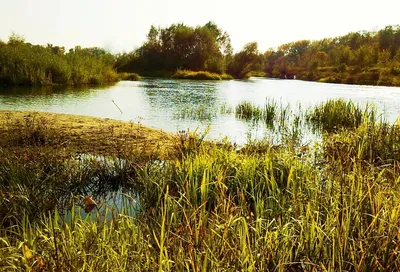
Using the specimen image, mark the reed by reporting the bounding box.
[118,72,142,81]
[2,103,400,271]
[235,101,263,121]
[306,98,377,132]
[171,70,232,81]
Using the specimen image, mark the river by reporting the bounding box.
[1,77,400,144]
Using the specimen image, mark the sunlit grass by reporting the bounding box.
[306,98,378,132]
[172,70,233,80]
[118,72,142,81]
[2,101,400,271]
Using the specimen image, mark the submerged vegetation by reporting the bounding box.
[2,99,400,270]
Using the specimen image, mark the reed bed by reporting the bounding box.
[118,72,142,81]
[1,100,400,271]
[306,99,378,132]
[171,70,233,81]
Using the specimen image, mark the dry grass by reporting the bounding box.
[0,111,175,158]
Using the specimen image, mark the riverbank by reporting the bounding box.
[263,66,400,87]
[2,103,400,270]
[0,111,174,157]
[126,70,234,80]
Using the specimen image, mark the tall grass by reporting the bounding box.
[306,99,378,132]
[118,72,142,81]
[235,101,263,121]
[2,102,400,270]
[0,37,118,86]
[235,99,281,128]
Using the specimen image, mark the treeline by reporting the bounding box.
[116,23,400,85]
[0,34,118,86]
[114,22,262,79]
[2,24,400,86]
[263,25,400,85]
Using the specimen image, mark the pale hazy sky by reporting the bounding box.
[0,0,399,53]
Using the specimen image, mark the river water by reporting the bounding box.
[1,78,400,144]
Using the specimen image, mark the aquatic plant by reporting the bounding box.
[2,104,400,270]
[263,98,278,126]
[306,98,377,132]
[235,101,263,121]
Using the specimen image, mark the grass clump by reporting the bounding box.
[235,101,263,121]
[235,99,280,128]
[118,72,141,81]
[323,121,400,166]
[172,70,232,80]
[263,98,278,125]
[306,98,377,132]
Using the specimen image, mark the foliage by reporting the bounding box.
[227,42,264,79]
[115,22,232,76]
[0,34,118,86]
[263,25,400,86]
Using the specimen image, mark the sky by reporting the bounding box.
[0,0,399,53]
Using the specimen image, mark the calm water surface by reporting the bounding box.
[1,78,400,144]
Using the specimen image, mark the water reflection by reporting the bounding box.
[1,78,400,144]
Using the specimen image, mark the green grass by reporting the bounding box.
[306,98,377,132]
[171,70,233,80]
[235,101,263,121]
[2,102,400,271]
[235,99,280,128]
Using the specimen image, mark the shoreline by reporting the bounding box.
[0,110,175,158]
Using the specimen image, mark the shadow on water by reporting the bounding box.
[0,150,144,226]
[61,153,142,222]
[0,84,111,96]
